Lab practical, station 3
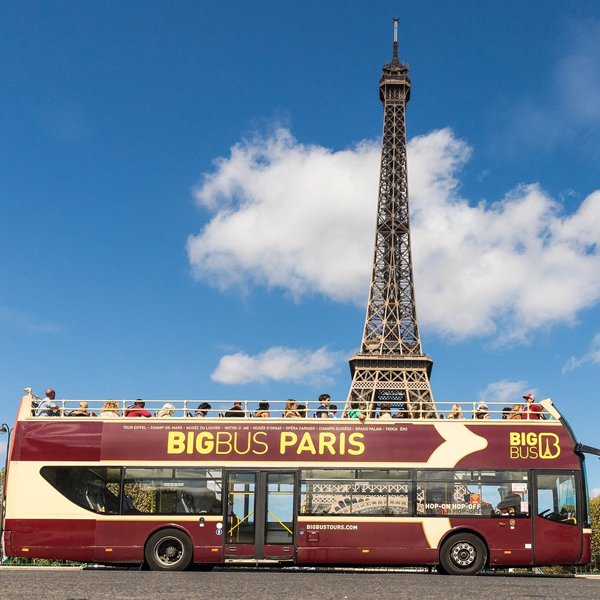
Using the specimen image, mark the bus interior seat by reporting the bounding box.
[122,494,135,513]
[179,492,197,513]
[86,481,106,512]
[196,490,216,513]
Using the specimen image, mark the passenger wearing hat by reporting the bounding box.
[522,393,543,420]
[474,402,490,419]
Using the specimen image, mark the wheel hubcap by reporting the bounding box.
[451,542,476,567]
[156,538,184,566]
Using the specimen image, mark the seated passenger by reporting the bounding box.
[497,493,522,516]
[507,404,523,420]
[255,402,270,418]
[297,403,307,418]
[348,403,367,423]
[328,404,338,418]
[98,399,120,418]
[224,401,244,418]
[36,388,60,417]
[378,403,393,419]
[125,399,152,418]
[283,399,301,418]
[315,394,331,419]
[68,401,92,417]
[194,402,212,417]
[474,403,490,419]
[156,402,175,418]
[447,403,462,419]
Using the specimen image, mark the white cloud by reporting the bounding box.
[188,126,600,343]
[188,128,377,302]
[211,346,346,385]
[562,332,600,373]
[591,488,600,499]
[478,380,530,405]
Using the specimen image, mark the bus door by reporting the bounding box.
[533,471,582,564]
[225,471,296,560]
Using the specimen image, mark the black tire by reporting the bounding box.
[435,563,448,575]
[439,533,487,576]
[144,528,193,571]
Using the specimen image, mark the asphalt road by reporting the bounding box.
[0,569,598,600]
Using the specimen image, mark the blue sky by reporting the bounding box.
[2,2,600,492]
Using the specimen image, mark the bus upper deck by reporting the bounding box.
[6,391,582,473]
[16,390,561,421]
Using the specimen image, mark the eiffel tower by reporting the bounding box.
[346,19,436,419]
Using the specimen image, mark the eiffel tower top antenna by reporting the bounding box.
[393,17,399,62]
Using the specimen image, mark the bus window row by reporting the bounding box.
[40,466,578,525]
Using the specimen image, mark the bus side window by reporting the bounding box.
[40,466,121,515]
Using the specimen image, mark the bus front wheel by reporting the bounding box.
[145,528,193,571]
[439,533,487,576]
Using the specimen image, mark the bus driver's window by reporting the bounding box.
[536,473,577,524]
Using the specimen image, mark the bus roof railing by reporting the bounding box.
[18,391,560,422]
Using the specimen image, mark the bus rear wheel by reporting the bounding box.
[439,533,487,576]
[145,528,193,571]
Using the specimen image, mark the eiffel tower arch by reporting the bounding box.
[346,19,436,419]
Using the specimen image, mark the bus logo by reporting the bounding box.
[509,432,561,460]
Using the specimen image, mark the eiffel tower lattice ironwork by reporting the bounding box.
[346,19,436,419]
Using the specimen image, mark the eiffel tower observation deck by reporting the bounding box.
[346,19,436,419]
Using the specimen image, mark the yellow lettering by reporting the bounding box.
[339,432,345,455]
[348,433,365,455]
[216,432,232,454]
[526,432,537,446]
[167,431,186,454]
[280,432,297,454]
[297,432,317,455]
[252,431,268,455]
[509,432,520,446]
[195,432,214,454]
[510,447,520,459]
[319,432,336,455]
[187,431,194,454]
[233,432,252,455]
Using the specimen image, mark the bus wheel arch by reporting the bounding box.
[438,530,488,576]
[144,527,194,571]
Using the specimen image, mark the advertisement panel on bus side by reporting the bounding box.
[13,420,579,470]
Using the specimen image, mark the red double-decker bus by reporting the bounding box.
[2,393,594,574]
